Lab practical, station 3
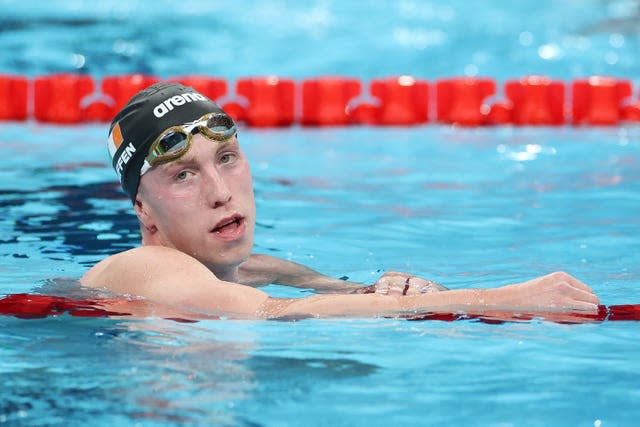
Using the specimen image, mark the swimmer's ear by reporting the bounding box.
[134,197,156,233]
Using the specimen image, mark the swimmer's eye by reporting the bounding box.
[219,153,237,164]
[174,170,190,181]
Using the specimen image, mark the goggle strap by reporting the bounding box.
[140,160,152,176]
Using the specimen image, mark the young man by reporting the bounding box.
[81,83,599,319]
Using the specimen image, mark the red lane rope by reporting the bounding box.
[404,304,640,324]
[1,293,639,324]
[0,293,130,319]
[1,73,639,126]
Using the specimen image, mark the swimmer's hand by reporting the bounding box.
[483,271,600,313]
[353,271,599,314]
[352,271,448,295]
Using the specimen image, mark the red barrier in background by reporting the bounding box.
[572,77,632,125]
[623,104,640,121]
[436,77,496,126]
[504,76,565,125]
[486,102,512,125]
[169,75,228,102]
[302,77,361,126]
[170,75,233,121]
[354,76,429,125]
[0,75,28,121]
[233,76,296,127]
[34,74,95,123]
[101,74,160,120]
[82,99,113,122]
[6,73,640,126]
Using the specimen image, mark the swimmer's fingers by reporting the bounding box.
[567,285,600,306]
[372,272,447,296]
[543,271,594,293]
[550,280,599,312]
[372,272,409,295]
[399,276,448,294]
[546,272,599,307]
[380,272,416,295]
[409,277,449,293]
[562,299,599,313]
[565,274,594,294]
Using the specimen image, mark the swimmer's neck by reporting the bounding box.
[204,263,240,283]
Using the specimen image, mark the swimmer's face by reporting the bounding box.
[135,133,255,276]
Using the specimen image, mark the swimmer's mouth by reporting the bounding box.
[211,215,245,235]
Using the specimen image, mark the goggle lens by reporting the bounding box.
[154,131,188,156]
[201,114,237,141]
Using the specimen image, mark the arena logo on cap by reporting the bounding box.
[153,92,207,118]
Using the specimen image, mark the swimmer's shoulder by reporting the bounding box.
[80,246,208,293]
[80,246,268,316]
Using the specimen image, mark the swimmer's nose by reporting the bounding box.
[202,166,231,208]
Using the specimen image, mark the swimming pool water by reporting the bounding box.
[2,124,639,425]
[2,0,639,80]
[2,0,640,426]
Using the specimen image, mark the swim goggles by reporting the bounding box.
[140,112,237,175]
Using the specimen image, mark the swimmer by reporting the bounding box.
[80,82,600,319]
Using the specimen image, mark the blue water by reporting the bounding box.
[2,0,640,80]
[1,1,640,426]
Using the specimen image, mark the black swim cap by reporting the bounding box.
[107,82,227,202]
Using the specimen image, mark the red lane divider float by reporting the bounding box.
[573,76,633,125]
[34,73,95,123]
[169,75,228,103]
[1,73,640,126]
[1,293,639,324]
[233,76,296,127]
[302,76,361,126]
[0,293,200,323]
[0,74,28,120]
[504,76,566,125]
[351,76,429,125]
[404,304,640,324]
[102,74,161,118]
[0,293,130,318]
[436,77,496,126]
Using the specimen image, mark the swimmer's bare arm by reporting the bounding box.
[237,254,362,292]
[81,247,599,319]
[238,254,448,294]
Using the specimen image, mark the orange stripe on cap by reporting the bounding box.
[111,123,124,148]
